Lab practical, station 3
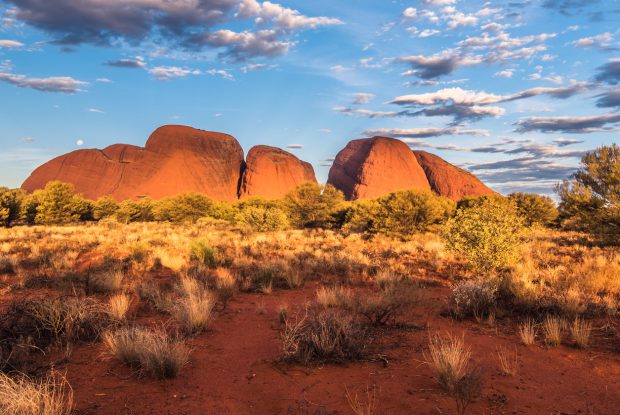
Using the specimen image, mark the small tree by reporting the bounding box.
[0,187,26,227]
[115,198,154,223]
[445,196,523,273]
[235,198,289,231]
[557,144,620,237]
[153,193,215,223]
[93,196,119,221]
[284,183,344,228]
[34,181,90,225]
[508,192,558,227]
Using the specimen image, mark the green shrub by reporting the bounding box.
[445,196,523,273]
[92,196,119,220]
[153,193,217,223]
[508,192,558,227]
[189,240,217,268]
[235,199,289,231]
[0,187,25,227]
[284,183,344,228]
[557,144,620,239]
[115,198,154,223]
[32,182,91,225]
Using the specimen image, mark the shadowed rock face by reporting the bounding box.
[239,145,317,199]
[413,150,495,200]
[327,136,431,200]
[22,125,245,201]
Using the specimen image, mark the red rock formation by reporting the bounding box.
[22,125,245,201]
[327,136,431,200]
[239,145,317,199]
[413,150,494,200]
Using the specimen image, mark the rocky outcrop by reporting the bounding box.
[327,136,431,200]
[22,125,245,201]
[413,150,494,200]
[239,145,317,199]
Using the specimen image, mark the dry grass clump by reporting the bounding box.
[108,293,131,321]
[174,277,214,334]
[316,286,353,309]
[518,319,536,346]
[570,318,592,349]
[427,334,472,393]
[450,278,497,319]
[0,371,73,415]
[88,270,124,294]
[281,308,366,364]
[543,315,564,347]
[214,268,236,309]
[346,385,377,415]
[103,327,189,379]
[496,346,518,376]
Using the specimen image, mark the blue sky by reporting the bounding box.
[1,0,619,195]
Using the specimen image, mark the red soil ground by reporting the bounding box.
[59,281,620,415]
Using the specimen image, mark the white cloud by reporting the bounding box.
[0,72,88,93]
[0,40,23,48]
[353,92,375,104]
[206,69,234,80]
[237,0,343,30]
[148,66,201,80]
[495,69,514,78]
[87,108,104,113]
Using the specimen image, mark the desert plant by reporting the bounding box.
[557,144,620,239]
[214,268,236,309]
[543,315,564,347]
[284,183,344,228]
[281,308,366,364]
[92,196,119,221]
[32,182,90,225]
[189,240,217,268]
[114,198,154,223]
[445,196,523,273]
[427,334,471,393]
[234,201,289,231]
[153,193,217,223]
[509,192,558,227]
[88,270,124,293]
[570,318,592,349]
[174,279,214,334]
[355,282,419,325]
[0,187,25,227]
[103,327,189,379]
[496,346,518,376]
[453,367,483,415]
[278,304,289,324]
[108,293,131,321]
[450,278,497,319]
[518,319,536,346]
[316,286,354,309]
[346,385,377,415]
[0,371,73,415]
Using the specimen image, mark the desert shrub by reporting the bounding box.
[570,318,591,349]
[87,270,124,294]
[316,286,354,309]
[450,279,498,319]
[518,319,536,346]
[496,346,518,376]
[427,334,471,393]
[0,371,73,415]
[137,281,173,314]
[0,187,25,227]
[542,315,564,347]
[115,198,154,223]
[285,183,344,228]
[29,297,113,343]
[31,182,91,225]
[153,193,217,223]
[92,196,119,221]
[342,191,455,236]
[235,201,289,231]
[108,294,132,321]
[445,196,523,273]
[213,268,236,309]
[346,385,377,415]
[281,308,366,364]
[189,240,217,268]
[373,190,455,236]
[103,327,189,379]
[354,281,419,325]
[174,280,215,334]
[557,144,620,239]
[509,192,558,227]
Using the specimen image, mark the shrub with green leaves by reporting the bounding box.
[153,193,219,223]
[509,192,558,227]
[92,196,119,221]
[284,183,344,228]
[445,196,523,273]
[0,187,25,227]
[557,144,620,239]
[235,198,289,231]
[30,181,91,225]
[189,240,217,268]
[115,198,154,223]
